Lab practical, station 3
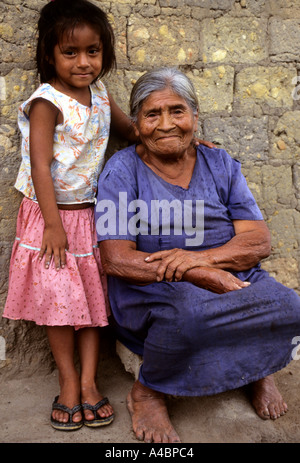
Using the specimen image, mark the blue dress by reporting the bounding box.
[95,145,300,396]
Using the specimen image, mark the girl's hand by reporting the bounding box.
[39,223,68,271]
[145,248,203,282]
[193,138,216,149]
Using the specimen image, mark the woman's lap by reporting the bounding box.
[109,272,300,396]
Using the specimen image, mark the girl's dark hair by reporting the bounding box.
[36,0,116,83]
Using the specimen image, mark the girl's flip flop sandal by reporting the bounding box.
[50,396,83,431]
[82,397,114,427]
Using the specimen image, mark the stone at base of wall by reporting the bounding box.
[116,340,143,380]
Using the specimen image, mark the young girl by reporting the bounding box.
[3,0,137,431]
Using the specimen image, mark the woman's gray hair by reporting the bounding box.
[129,67,199,122]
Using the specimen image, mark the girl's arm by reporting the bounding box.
[108,92,137,143]
[29,98,68,270]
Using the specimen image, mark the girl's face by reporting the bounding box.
[50,23,103,92]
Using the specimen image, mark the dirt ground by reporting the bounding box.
[1,349,300,448]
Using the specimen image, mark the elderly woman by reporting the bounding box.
[95,67,300,443]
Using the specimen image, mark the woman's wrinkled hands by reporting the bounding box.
[145,248,205,282]
[39,223,68,271]
[145,249,251,293]
[189,267,251,294]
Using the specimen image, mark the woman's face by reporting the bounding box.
[134,88,198,159]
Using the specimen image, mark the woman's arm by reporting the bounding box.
[29,98,68,270]
[145,220,271,282]
[183,266,251,293]
[99,240,161,283]
[99,239,251,293]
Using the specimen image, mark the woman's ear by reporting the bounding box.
[133,122,140,139]
[193,109,199,132]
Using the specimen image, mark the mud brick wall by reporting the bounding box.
[1,0,299,374]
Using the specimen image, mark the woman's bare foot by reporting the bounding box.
[250,375,288,420]
[127,380,181,443]
[81,382,114,422]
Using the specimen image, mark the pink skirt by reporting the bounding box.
[3,197,109,328]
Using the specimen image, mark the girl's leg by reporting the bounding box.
[46,326,82,424]
[77,327,113,420]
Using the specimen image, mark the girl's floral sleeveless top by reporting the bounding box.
[15,80,111,204]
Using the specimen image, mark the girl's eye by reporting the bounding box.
[63,50,76,56]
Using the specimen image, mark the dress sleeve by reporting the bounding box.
[222,150,263,220]
[202,147,263,221]
[95,152,139,242]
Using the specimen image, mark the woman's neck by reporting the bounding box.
[138,145,197,189]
